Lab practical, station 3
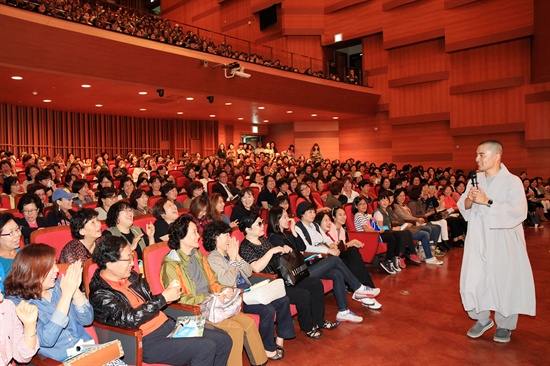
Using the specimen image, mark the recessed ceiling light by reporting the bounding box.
[225,102,232,106]
[286,110,293,114]
[81,84,91,88]
[11,76,23,80]
[238,117,244,120]
[333,116,339,120]
[263,119,269,123]
[177,112,184,115]
[311,113,317,117]
[258,106,265,110]
[138,91,147,95]
[43,99,51,103]
[186,97,194,101]
[95,104,103,107]
[210,114,216,118]
[139,108,146,111]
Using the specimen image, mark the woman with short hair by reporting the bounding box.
[161,216,266,366]
[130,189,152,216]
[59,208,102,264]
[95,187,118,221]
[16,193,47,245]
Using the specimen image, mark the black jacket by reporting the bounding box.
[15,216,48,244]
[211,182,239,201]
[89,268,167,329]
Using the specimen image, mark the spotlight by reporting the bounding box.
[207,96,214,103]
[157,89,164,97]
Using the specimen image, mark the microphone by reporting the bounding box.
[469,170,478,188]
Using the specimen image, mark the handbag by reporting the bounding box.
[271,250,310,286]
[243,278,286,305]
[200,287,242,324]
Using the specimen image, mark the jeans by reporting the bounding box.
[411,230,432,259]
[307,256,362,312]
[243,296,296,352]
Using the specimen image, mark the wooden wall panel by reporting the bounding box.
[0,104,218,159]
[294,121,339,160]
[449,39,530,86]
[339,114,393,164]
[390,121,454,164]
[281,1,324,36]
[389,80,450,117]
[450,88,525,129]
[388,38,448,79]
[363,34,389,104]
[266,122,295,154]
[444,0,533,52]
[382,0,445,49]
[322,0,383,45]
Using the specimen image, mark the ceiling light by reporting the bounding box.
[81,84,91,88]
[210,114,216,118]
[311,113,317,117]
[43,99,51,103]
[263,119,269,123]
[139,108,146,111]
[186,97,194,101]
[286,110,293,114]
[333,116,339,120]
[238,117,244,120]
[138,91,147,95]
[11,76,23,80]
[177,112,184,115]
[225,102,232,106]
[258,106,265,110]
[95,104,103,107]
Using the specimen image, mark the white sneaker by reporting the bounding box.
[353,285,380,299]
[390,262,401,272]
[425,257,443,265]
[336,310,363,323]
[362,298,382,310]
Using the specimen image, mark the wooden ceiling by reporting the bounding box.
[0,6,380,124]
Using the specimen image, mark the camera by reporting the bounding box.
[207,96,214,103]
[157,89,164,97]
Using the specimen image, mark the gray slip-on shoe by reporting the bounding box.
[493,328,512,343]
[467,319,494,338]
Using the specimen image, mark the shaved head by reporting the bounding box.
[479,140,503,156]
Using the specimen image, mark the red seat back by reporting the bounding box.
[344,204,356,230]
[148,195,163,208]
[289,194,299,216]
[31,226,73,261]
[132,213,155,235]
[142,242,171,295]
[207,181,216,195]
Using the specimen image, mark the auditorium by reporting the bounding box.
[0,0,548,365]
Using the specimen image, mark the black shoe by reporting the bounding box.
[453,239,464,248]
[305,328,323,338]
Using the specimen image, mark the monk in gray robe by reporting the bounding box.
[458,140,536,343]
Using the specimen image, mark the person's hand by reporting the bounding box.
[417,218,425,224]
[15,300,38,326]
[379,227,385,233]
[269,246,286,255]
[60,260,82,297]
[288,218,296,231]
[327,247,340,256]
[349,239,364,248]
[162,281,182,303]
[471,186,488,205]
[146,222,155,239]
[282,245,293,253]
[320,207,331,213]
[227,236,239,261]
[229,220,239,228]
[131,233,144,250]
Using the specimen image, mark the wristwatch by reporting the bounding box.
[487,199,493,207]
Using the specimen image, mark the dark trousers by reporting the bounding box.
[243,296,296,352]
[380,232,400,257]
[446,216,467,239]
[142,319,232,366]
[285,276,325,332]
[339,247,375,288]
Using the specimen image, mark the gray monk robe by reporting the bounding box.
[457,163,536,317]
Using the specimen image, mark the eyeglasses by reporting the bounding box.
[118,256,134,262]
[1,227,21,237]
[22,208,39,214]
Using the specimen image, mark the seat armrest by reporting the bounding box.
[165,303,201,317]
[93,322,143,366]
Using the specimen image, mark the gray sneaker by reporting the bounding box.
[493,328,511,343]
[467,319,494,338]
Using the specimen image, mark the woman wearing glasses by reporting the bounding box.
[0,213,22,294]
[295,182,330,214]
[16,193,47,245]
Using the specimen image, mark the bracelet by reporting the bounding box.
[23,332,37,338]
